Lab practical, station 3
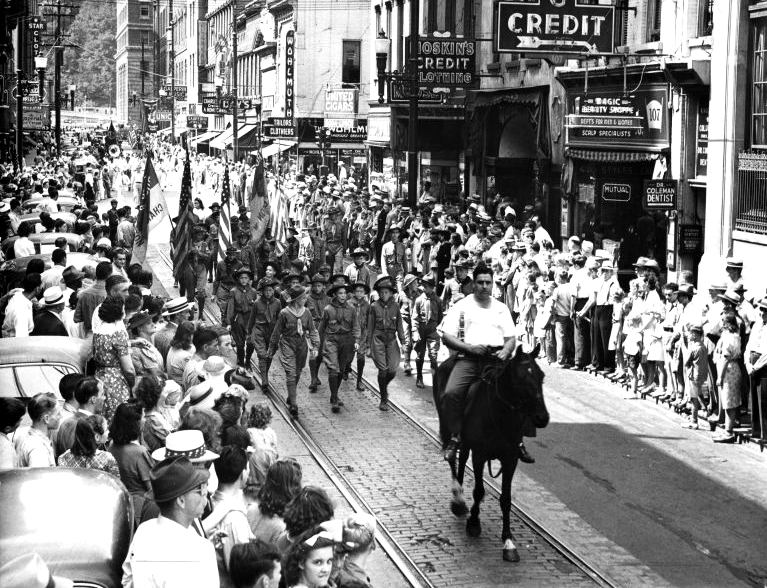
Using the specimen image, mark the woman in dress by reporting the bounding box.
[713,310,743,443]
[136,376,177,453]
[58,414,120,478]
[108,402,154,529]
[166,321,196,385]
[638,274,666,395]
[247,458,303,546]
[128,310,165,380]
[93,296,135,422]
[282,525,336,588]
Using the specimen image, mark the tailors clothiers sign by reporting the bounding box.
[495,0,615,54]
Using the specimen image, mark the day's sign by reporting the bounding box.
[644,179,677,210]
[415,36,476,91]
[495,0,615,55]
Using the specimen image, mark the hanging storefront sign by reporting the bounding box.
[327,123,367,143]
[601,182,631,202]
[142,99,160,133]
[284,30,295,120]
[644,179,678,210]
[265,117,297,139]
[23,105,51,131]
[566,87,670,150]
[201,93,226,115]
[187,115,208,130]
[495,0,615,54]
[413,35,476,91]
[324,89,358,128]
[367,115,391,144]
[696,104,708,177]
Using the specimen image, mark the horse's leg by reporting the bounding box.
[466,451,485,537]
[501,455,520,562]
[450,445,470,516]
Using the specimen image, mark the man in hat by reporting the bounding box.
[412,275,444,388]
[188,356,230,410]
[285,225,301,267]
[268,284,320,418]
[397,273,419,376]
[305,274,330,392]
[319,281,361,412]
[214,245,244,324]
[227,268,258,368]
[154,297,192,363]
[324,206,347,274]
[725,257,745,291]
[248,278,282,394]
[121,456,218,588]
[181,225,211,319]
[31,286,68,336]
[298,224,316,275]
[237,229,258,278]
[368,276,406,410]
[204,202,221,232]
[345,247,373,290]
[381,224,408,288]
[442,258,474,310]
[580,261,620,374]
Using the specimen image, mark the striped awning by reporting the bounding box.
[565,148,659,163]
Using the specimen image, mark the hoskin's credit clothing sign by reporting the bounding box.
[495,0,615,54]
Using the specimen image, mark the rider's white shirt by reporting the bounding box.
[440,295,516,347]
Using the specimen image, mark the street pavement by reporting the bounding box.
[137,171,767,588]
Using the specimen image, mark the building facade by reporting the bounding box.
[115,0,158,125]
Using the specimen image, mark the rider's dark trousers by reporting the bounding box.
[442,356,483,437]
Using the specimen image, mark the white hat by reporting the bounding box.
[151,429,219,463]
[96,237,112,248]
[196,355,228,377]
[41,286,65,307]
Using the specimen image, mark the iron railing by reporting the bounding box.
[735,149,767,235]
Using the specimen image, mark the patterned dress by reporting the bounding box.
[93,329,131,422]
[58,449,120,478]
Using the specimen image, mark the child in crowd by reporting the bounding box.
[609,289,627,381]
[683,323,708,429]
[246,403,279,498]
[623,312,644,399]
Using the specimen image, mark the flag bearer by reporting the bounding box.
[368,276,405,411]
[248,278,282,394]
[319,281,360,413]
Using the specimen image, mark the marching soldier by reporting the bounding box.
[412,275,444,389]
[248,277,282,394]
[268,284,320,418]
[381,224,408,289]
[345,247,373,290]
[397,273,419,376]
[350,281,371,391]
[226,268,258,367]
[214,245,244,324]
[324,206,347,273]
[319,280,360,413]
[182,225,211,318]
[237,229,259,279]
[368,276,405,411]
[305,273,330,392]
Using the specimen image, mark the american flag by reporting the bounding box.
[172,151,193,280]
[269,178,289,255]
[217,164,233,262]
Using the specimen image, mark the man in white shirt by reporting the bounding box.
[14,392,60,468]
[13,221,36,258]
[40,248,68,290]
[439,265,517,461]
[2,273,40,338]
[122,456,219,588]
[745,297,767,440]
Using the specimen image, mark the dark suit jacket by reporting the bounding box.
[31,309,68,337]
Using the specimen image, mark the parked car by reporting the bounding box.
[0,249,95,294]
[18,211,77,230]
[1,232,84,259]
[0,468,133,588]
[21,195,82,213]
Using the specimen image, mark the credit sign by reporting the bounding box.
[415,36,476,90]
[495,0,615,54]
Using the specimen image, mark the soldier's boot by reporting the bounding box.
[329,374,341,413]
[195,295,205,320]
[244,343,255,369]
[258,358,270,393]
[416,360,425,388]
[356,358,366,391]
[308,359,320,392]
[378,374,390,411]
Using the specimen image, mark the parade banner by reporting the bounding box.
[141,99,160,133]
[132,155,169,264]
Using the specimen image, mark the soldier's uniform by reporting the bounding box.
[213,249,244,324]
[381,225,408,288]
[368,276,405,411]
[226,269,258,367]
[344,248,373,290]
[182,230,211,318]
[305,274,330,391]
[319,286,360,412]
[248,278,282,392]
[350,283,371,391]
[412,276,444,388]
[237,234,259,279]
[396,274,419,375]
[324,211,347,273]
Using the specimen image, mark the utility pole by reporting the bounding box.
[15,1,26,170]
[407,0,419,208]
[169,0,175,144]
[141,39,145,95]
[54,0,62,156]
[232,10,239,164]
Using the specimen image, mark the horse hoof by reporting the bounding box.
[450,500,468,517]
[503,548,520,562]
[466,518,481,537]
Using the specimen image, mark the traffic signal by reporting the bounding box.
[317,127,332,150]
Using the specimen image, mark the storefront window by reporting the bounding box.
[751,16,767,148]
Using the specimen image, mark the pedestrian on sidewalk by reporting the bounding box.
[268,285,319,418]
[305,274,330,392]
[248,278,282,394]
[368,276,405,411]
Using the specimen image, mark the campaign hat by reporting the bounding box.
[419,275,437,287]
[310,273,327,284]
[286,284,307,302]
[402,273,418,289]
[257,277,280,291]
[351,247,369,259]
[351,281,370,294]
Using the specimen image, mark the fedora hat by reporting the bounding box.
[147,456,210,502]
[151,430,219,463]
[599,261,616,272]
[41,286,65,307]
[163,296,191,316]
[0,553,74,588]
[708,281,728,291]
[632,256,649,268]
[286,284,307,302]
[725,257,744,269]
[373,276,396,291]
[62,265,84,285]
[402,273,418,289]
[643,259,660,272]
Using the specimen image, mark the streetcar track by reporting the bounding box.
[157,248,611,587]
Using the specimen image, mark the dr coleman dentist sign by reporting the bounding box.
[495,0,615,54]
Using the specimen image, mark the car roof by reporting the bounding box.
[0,468,132,588]
[0,336,91,370]
[20,211,77,223]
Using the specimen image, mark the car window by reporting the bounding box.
[0,365,74,398]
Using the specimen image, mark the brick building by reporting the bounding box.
[115,0,158,125]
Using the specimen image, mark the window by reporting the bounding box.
[647,0,662,42]
[140,4,150,18]
[752,17,767,147]
[342,40,361,86]
[699,0,714,36]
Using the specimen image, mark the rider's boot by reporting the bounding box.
[356,358,366,391]
[444,434,460,462]
[518,442,535,464]
[416,360,425,388]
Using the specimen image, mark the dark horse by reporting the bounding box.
[433,344,549,562]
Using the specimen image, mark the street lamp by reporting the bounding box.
[374,30,391,105]
[34,55,47,103]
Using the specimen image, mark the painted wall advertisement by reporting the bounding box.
[495,0,615,54]
[566,87,670,150]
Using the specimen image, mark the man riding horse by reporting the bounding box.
[439,264,534,463]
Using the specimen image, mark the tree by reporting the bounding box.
[62,2,115,107]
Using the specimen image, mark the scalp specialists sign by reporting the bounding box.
[496,0,615,54]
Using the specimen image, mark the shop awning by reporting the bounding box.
[210,124,258,150]
[190,130,220,145]
[257,140,296,158]
[209,127,235,150]
[565,148,659,163]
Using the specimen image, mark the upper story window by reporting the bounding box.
[342,40,361,86]
[751,15,767,148]
[647,0,662,42]
[140,4,150,18]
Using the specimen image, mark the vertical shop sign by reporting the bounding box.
[696,104,708,177]
[285,30,295,120]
